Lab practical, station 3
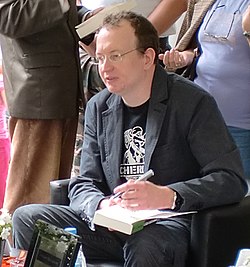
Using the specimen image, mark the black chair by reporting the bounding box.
[50,179,250,267]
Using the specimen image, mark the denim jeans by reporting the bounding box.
[228,126,250,192]
[13,204,191,267]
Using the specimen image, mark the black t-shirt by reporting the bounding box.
[119,100,149,181]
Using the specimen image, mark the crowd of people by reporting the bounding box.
[0,0,249,266]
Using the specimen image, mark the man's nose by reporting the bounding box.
[100,57,114,70]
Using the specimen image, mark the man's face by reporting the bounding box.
[96,20,146,98]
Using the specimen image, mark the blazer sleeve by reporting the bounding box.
[0,0,69,38]
[68,98,110,224]
[169,93,247,211]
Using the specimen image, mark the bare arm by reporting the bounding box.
[83,0,188,51]
[147,0,188,35]
[242,5,250,46]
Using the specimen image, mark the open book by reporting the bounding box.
[93,205,196,235]
[76,0,137,39]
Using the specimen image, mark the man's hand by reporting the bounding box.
[85,7,103,21]
[97,192,122,232]
[112,179,176,211]
[79,7,104,55]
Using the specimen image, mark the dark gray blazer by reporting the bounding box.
[0,0,86,119]
[69,65,246,221]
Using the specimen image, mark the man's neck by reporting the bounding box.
[122,67,155,107]
[122,91,151,107]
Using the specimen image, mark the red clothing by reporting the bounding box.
[0,75,10,208]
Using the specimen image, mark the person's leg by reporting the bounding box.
[124,218,191,267]
[58,118,78,178]
[228,126,250,191]
[12,204,125,262]
[12,204,81,250]
[13,205,191,266]
[4,117,77,214]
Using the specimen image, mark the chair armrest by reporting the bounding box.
[50,179,71,206]
[189,196,250,267]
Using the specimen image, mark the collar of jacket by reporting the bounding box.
[102,65,170,183]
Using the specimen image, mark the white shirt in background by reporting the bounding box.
[81,0,176,36]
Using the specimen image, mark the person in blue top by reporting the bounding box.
[161,0,250,192]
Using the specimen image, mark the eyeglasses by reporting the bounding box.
[96,48,141,64]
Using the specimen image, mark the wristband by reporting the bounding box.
[171,191,183,211]
[82,10,92,22]
[193,48,199,58]
[171,192,177,210]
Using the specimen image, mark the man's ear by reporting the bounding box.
[143,48,156,69]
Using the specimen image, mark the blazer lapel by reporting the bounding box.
[102,66,169,182]
[144,66,169,170]
[102,97,124,188]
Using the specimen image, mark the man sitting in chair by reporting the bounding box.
[12,11,247,267]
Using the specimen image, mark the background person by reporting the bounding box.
[160,0,250,191]
[13,12,246,267]
[80,0,187,57]
[81,0,182,52]
[0,0,90,214]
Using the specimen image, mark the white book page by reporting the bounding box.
[98,205,195,221]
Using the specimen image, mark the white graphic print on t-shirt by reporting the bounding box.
[120,126,145,180]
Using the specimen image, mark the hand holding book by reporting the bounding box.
[93,205,196,235]
[95,168,190,235]
[79,7,104,46]
[76,0,137,39]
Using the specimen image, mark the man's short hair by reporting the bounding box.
[101,11,160,64]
